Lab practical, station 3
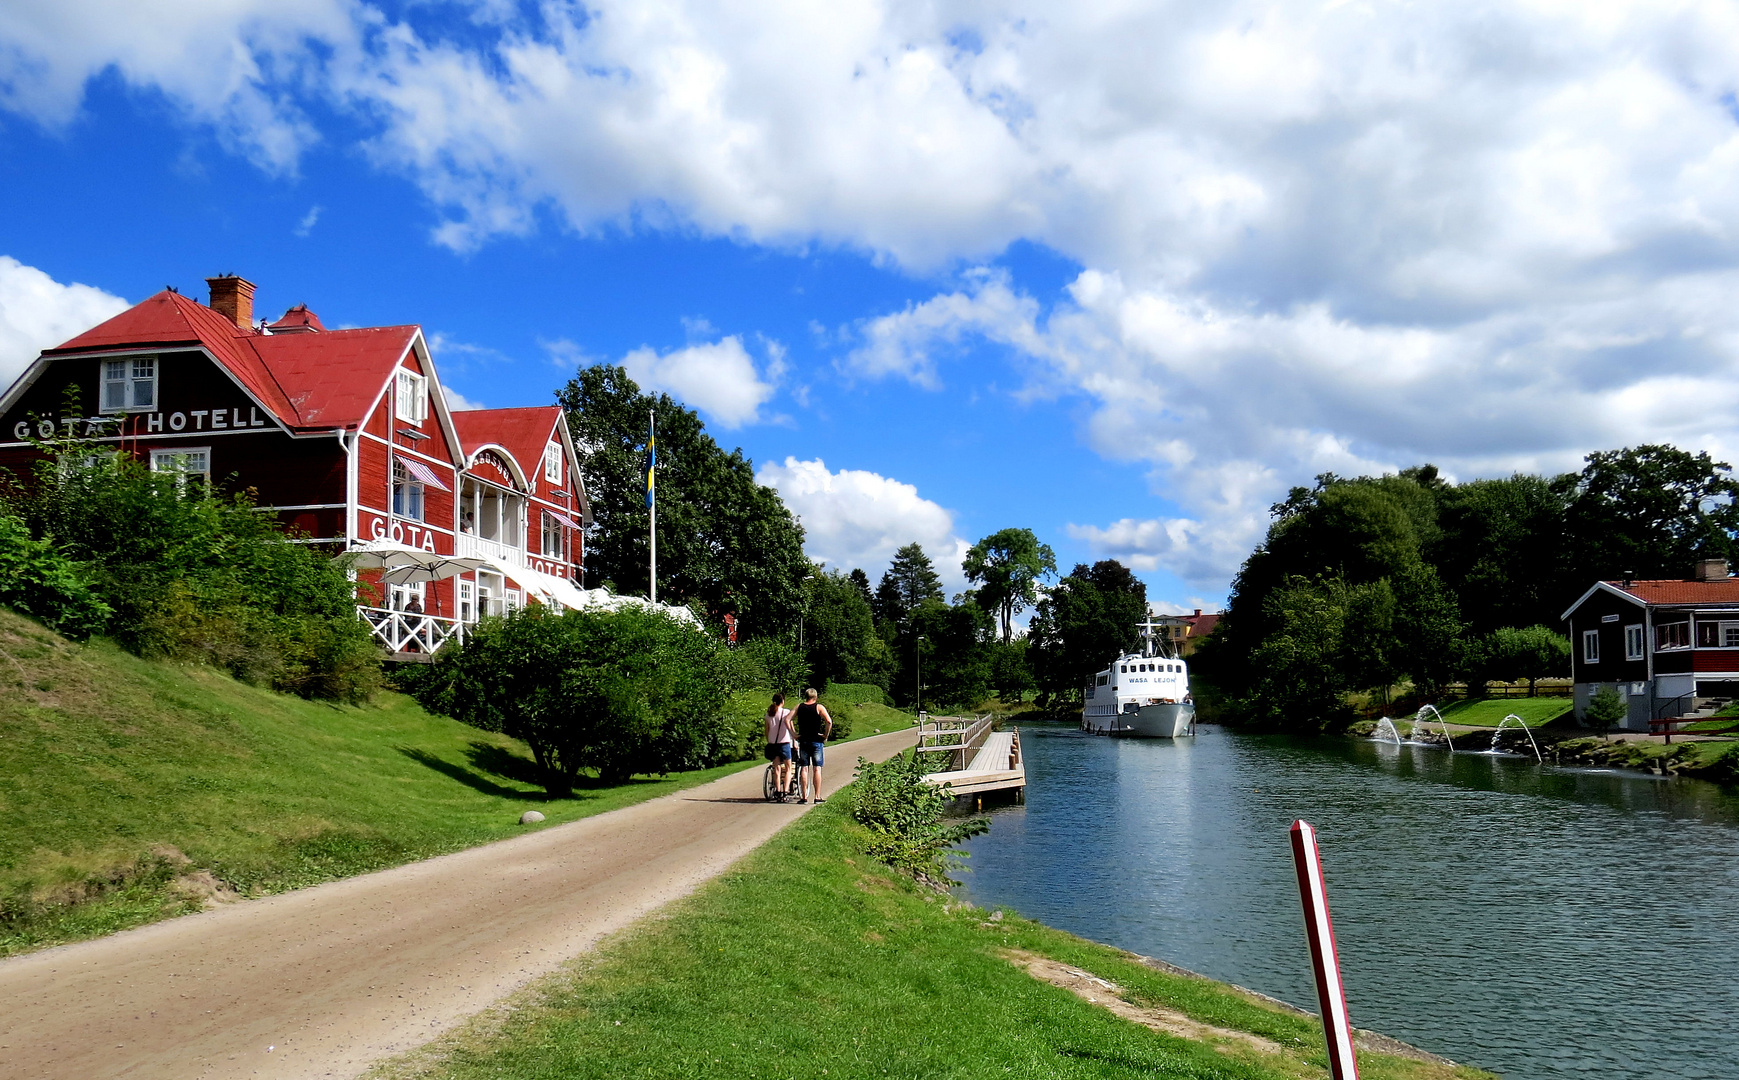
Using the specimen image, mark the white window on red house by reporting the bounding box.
[458,580,475,624]
[541,511,565,561]
[1657,621,1690,650]
[1582,629,1599,663]
[392,460,425,520]
[543,441,562,484]
[102,356,156,412]
[150,447,210,491]
[1625,624,1644,661]
[395,370,428,425]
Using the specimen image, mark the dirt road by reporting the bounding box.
[0,728,915,1079]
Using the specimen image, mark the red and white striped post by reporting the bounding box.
[1290,819,1360,1080]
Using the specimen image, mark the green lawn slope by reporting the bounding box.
[372,797,1492,1080]
[1431,698,1572,727]
[0,607,772,956]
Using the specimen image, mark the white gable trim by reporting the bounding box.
[1559,581,1648,624]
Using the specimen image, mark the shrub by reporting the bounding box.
[1585,686,1628,738]
[1,446,379,701]
[0,514,110,640]
[850,753,988,887]
[416,605,733,792]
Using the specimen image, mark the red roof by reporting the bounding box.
[1187,611,1222,638]
[44,289,418,433]
[1610,579,1739,605]
[451,406,564,481]
[267,304,326,333]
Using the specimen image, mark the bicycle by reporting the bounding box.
[763,749,800,802]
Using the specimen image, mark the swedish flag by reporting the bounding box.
[645,430,656,509]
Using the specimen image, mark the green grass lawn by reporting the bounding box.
[1432,698,1573,728]
[372,798,1490,1080]
[0,607,846,956]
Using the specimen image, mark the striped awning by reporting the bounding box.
[398,457,451,492]
[545,509,581,529]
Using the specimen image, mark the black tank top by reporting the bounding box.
[794,701,826,742]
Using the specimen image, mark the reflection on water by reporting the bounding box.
[956,723,1739,1080]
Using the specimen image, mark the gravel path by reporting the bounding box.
[0,728,915,1079]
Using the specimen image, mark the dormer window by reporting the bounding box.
[101,357,156,412]
[396,370,428,425]
[544,441,562,484]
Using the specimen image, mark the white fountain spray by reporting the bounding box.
[1372,718,1402,744]
[1412,704,1456,752]
[1490,714,1543,763]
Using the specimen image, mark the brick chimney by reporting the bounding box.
[1694,558,1730,581]
[206,275,256,329]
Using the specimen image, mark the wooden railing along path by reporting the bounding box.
[916,713,1026,800]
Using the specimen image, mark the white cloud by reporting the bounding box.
[756,456,968,591]
[293,205,321,237]
[441,385,484,411]
[0,256,129,388]
[16,2,1739,594]
[623,335,779,428]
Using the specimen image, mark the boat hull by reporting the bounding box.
[1081,702,1195,738]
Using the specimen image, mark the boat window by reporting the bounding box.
[1120,665,1127,673]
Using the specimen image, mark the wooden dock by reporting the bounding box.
[915,714,1025,799]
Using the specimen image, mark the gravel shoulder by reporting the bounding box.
[0,729,915,1080]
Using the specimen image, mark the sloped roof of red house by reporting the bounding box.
[1187,612,1222,638]
[451,406,564,479]
[1611,579,1739,605]
[43,289,418,433]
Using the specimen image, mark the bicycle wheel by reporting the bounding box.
[763,763,780,802]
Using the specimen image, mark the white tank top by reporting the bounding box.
[765,708,793,745]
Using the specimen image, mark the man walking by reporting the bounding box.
[791,687,833,804]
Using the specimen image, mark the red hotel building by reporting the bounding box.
[0,274,591,653]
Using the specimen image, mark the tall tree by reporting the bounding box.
[1563,445,1739,582]
[963,527,1057,643]
[800,568,892,689]
[848,567,874,608]
[1026,560,1148,707]
[557,365,809,639]
[875,543,944,630]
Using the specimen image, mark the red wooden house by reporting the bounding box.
[0,274,591,654]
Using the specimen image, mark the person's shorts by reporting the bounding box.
[796,740,824,767]
[765,742,792,762]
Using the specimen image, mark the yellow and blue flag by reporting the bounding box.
[645,429,656,508]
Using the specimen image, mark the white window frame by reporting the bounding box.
[395,369,428,426]
[541,511,565,560]
[388,580,426,612]
[1582,629,1600,664]
[458,580,476,624]
[392,460,425,521]
[149,446,210,492]
[101,356,156,413]
[543,441,562,484]
[1624,624,1644,661]
[1656,621,1690,651]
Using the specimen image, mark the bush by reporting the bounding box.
[1585,686,1628,737]
[849,753,988,886]
[1,447,378,701]
[415,605,734,792]
[0,514,110,640]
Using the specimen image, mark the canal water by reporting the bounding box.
[955,722,1739,1080]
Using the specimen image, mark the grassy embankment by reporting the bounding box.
[1432,698,1573,728]
[371,795,1492,1080]
[0,606,887,956]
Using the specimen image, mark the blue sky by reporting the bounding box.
[6,1,1739,612]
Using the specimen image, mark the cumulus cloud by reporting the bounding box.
[755,456,968,590]
[15,1,1739,592]
[623,336,779,428]
[0,256,129,388]
[441,385,485,411]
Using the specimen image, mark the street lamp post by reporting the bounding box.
[915,635,927,717]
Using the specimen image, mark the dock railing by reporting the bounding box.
[914,713,995,772]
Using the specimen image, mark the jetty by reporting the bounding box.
[916,713,1025,800]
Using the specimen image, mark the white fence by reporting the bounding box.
[359,606,463,654]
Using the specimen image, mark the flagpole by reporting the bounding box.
[648,408,657,605]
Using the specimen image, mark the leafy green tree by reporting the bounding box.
[963,527,1057,643]
[1481,625,1570,695]
[1026,560,1148,707]
[1432,474,1571,633]
[1237,578,1356,730]
[990,639,1037,703]
[906,597,996,708]
[1564,445,1739,582]
[0,513,110,640]
[1585,686,1628,740]
[848,568,874,608]
[874,543,945,630]
[800,568,892,688]
[417,606,732,792]
[1391,564,1466,699]
[557,364,809,639]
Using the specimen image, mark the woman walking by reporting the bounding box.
[764,693,794,797]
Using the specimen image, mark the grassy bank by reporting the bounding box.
[0,607,878,956]
[1433,698,1573,727]
[372,794,1492,1080]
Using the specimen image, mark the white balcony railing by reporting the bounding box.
[456,532,525,568]
[359,606,463,654]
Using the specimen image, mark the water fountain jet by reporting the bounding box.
[1490,714,1543,763]
[1372,718,1402,744]
[1412,704,1456,752]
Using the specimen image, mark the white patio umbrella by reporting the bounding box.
[344,541,487,586]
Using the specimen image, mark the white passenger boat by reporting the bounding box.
[1081,618,1196,738]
